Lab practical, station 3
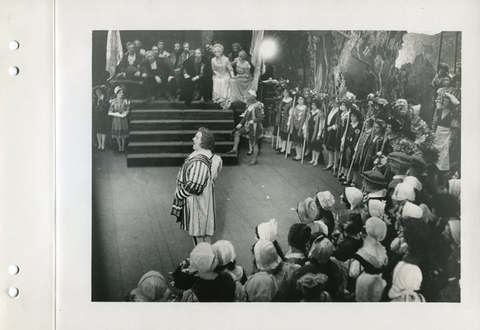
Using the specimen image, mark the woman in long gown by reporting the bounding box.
[304,98,325,166]
[341,108,363,186]
[288,95,308,161]
[323,99,340,170]
[92,86,109,150]
[229,50,253,104]
[109,86,130,152]
[275,89,294,154]
[211,44,234,109]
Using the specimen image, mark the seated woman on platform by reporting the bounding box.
[227,94,264,165]
[211,43,234,110]
[275,88,294,154]
[229,50,253,104]
[287,94,308,161]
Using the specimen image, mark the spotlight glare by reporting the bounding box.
[261,39,277,60]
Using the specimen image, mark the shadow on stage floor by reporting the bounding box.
[92,139,345,301]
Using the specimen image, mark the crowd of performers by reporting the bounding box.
[130,168,461,302]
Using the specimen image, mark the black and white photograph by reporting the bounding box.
[91,30,462,303]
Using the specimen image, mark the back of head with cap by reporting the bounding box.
[392,182,416,202]
[345,187,363,210]
[355,273,386,302]
[254,240,282,272]
[244,272,277,302]
[297,197,319,224]
[388,261,424,302]
[403,176,422,191]
[368,199,386,219]
[256,218,278,242]
[212,240,236,267]
[130,270,170,302]
[402,201,423,220]
[316,191,335,211]
[365,217,387,242]
[308,236,335,264]
[189,243,218,276]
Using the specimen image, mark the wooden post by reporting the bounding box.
[437,31,444,68]
[301,137,307,164]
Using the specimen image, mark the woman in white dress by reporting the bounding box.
[211,44,234,110]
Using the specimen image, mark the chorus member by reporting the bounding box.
[288,95,308,161]
[203,43,214,102]
[341,108,363,186]
[156,40,170,58]
[108,86,130,152]
[304,99,325,166]
[336,100,351,178]
[227,94,264,165]
[275,89,294,154]
[171,128,223,246]
[383,117,401,156]
[133,39,146,55]
[228,42,242,63]
[178,42,194,70]
[211,44,234,109]
[323,99,340,170]
[92,86,109,150]
[170,42,183,95]
[230,50,253,104]
[180,48,206,105]
[431,63,450,94]
[151,45,159,57]
[359,118,385,172]
[351,117,373,186]
[115,41,144,80]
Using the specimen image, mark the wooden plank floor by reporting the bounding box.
[92,138,345,301]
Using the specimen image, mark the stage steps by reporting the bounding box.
[127,100,238,167]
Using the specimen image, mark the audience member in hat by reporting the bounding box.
[108,86,130,152]
[429,193,460,237]
[92,86,109,150]
[181,243,236,302]
[285,224,312,267]
[361,171,392,218]
[227,94,264,165]
[304,98,326,167]
[333,210,363,263]
[244,271,278,302]
[314,191,336,238]
[388,261,425,302]
[296,273,331,302]
[348,217,388,290]
[297,197,328,236]
[293,234,347,301]
[340,108,363,186]
[448,179,461,203]
[213,240,248,301]
[392,182,416,205]
[342,187,363,211]
[255,219,285,261]
[252,240,300,302]
[355,273,386,302]
[130,271,172,302]
[437,219,460,302]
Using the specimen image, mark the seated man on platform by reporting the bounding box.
[133,39,146,56]
[157,40,171,58]
[141,51,176,101]
[179,48,206,105]
[116,41,145,80]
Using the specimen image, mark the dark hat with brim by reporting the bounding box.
[362,170,388,186]
[410,154,427,169]
[387,152,410,165]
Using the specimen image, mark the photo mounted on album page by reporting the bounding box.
[2,0,478,329]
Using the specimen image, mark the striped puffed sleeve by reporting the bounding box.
[175,160,209,200]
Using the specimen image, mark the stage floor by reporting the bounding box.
[92,140,345,301]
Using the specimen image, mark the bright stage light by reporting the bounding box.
[261,39,277,60]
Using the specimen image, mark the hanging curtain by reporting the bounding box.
[250,30,265,91]
[105,30,123,78]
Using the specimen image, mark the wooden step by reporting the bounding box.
[129,129,233,142]
[130,109,233,120]
[128,141,234,154]
[129,119,234,131]
[127,152,238,167]
[130,100,216,110]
